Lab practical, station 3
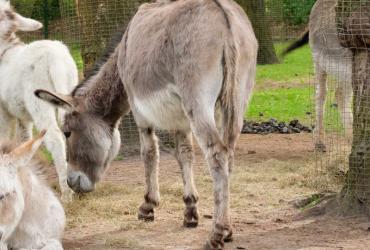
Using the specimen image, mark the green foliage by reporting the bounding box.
[13,0,64,22]
[71,44,84,71]
[282,0,316,25]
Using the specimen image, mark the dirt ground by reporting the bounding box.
[45,133,370,250]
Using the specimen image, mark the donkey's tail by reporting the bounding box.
[220,37,240,147]
[281,29,309,56]
[215,0,244,148]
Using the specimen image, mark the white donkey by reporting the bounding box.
[283,0,353,152]
[0,130,65,250]
[0,0,78,201]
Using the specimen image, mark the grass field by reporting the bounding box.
[248,43,315,124]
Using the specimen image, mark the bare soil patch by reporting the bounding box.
[42,134,370,249]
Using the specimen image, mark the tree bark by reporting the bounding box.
[238,0,279,64]
[336,1,370,214]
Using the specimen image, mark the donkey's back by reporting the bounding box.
[120,0,257,131]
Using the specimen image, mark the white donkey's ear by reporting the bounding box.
[15,13,42,32]
[9,130,46,167]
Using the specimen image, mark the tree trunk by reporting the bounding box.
[238,0,279,64]
[336,1,370,214]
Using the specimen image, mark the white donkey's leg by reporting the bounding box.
[42,127,72,202]
[40,239,63,250]
[315,65,328,152]
[0,242,7,250]
[0,104,14,140]
[138,127,160,221]
[25,101,73,202]
[174,131,199,227]
[15,119,33,141]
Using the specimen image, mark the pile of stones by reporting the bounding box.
[241,119,313,134]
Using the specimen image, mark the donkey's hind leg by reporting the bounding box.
[174,131,199,227]
[314,66,328,152]
[335,80,353,142]
[138,127,160,221]
[181,96,230,249]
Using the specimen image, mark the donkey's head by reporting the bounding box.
[0,131,45,241]
[34,90,121,193]
[0,0,42,43]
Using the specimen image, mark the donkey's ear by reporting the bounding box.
[34,89,74,111]
[9,130,46,167]
[15,13,43,32]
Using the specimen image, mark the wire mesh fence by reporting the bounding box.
[12,0,315,157]
[311,0,370,206]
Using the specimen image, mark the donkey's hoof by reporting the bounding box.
[183,218,198,228]
[315,143,327,153]
[138,207,154,222]
[204,240,223,250]
[183,207,199,228]
[223,228,233,243]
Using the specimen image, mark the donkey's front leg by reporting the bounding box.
[174,131,199,227]
[138,128,160,221]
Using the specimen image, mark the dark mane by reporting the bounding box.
[71,22,130,97]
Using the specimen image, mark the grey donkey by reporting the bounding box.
[283,0,353,152]
[35,0,257,249]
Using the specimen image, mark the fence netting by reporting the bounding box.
[13,0,315,157]
[312,0,370,207]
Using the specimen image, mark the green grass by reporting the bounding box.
[247,87,314,124]
[256,42,313,85]
[246,42,315,124]
[71,44,84,71]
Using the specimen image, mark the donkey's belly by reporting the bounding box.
[133,86,190,131]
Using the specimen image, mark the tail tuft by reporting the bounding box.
[281,29,309,57]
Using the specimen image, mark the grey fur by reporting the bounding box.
[36,0,257,248]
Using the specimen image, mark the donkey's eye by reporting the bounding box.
[64,131,71,138]
[0,194,4,201]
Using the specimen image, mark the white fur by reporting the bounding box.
[0,1,78,202]
[0,141,65,249]
[133,85,190,131]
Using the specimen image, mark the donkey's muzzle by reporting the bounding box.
[67,171,94,193]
